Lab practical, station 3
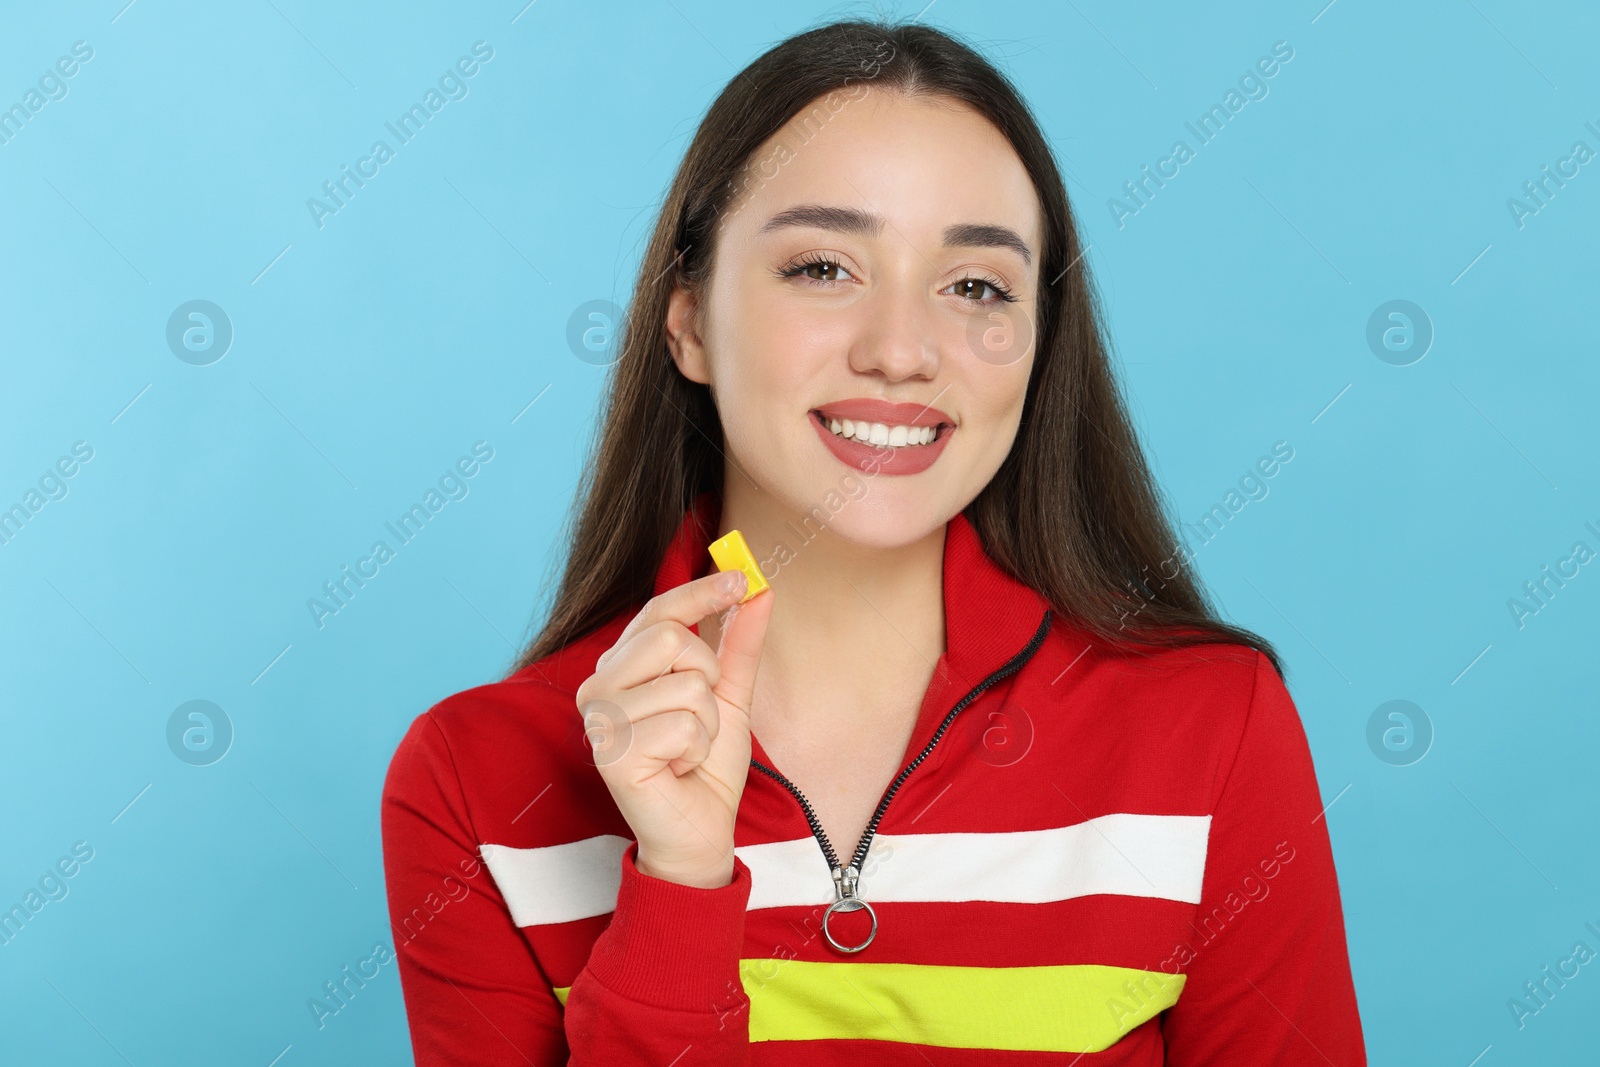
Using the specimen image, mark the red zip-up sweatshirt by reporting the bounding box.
[381,490,1366,1065]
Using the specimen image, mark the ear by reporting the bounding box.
[665,280,711,385]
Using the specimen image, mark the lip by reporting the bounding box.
[809,408,955,476]
[812,397,955,428]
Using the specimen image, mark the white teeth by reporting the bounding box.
[820,414,940,447]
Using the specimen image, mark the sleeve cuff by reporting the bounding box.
[583,839,753,1013]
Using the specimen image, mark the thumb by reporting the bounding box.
[711,586,774,715]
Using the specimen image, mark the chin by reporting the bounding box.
[772,472,957,550]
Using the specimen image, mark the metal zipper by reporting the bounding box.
[748,609,1053,952]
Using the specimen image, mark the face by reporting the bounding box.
[667,88,1044,547]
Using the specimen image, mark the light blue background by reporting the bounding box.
[2,1,1595,1064]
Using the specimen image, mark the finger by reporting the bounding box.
[579,668,717,768]
[712,582,774,716]
[626,668,720,743]
[593,619,722,694]
[630,709,712,777]
[598,570,749,671]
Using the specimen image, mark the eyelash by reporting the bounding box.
[776,253,1019,304]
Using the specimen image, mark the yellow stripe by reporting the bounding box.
[553,961,1182,1052]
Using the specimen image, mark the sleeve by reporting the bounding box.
[381,710,569,1065]
[562,839,754,1066]
[381,709,757,1066]
[1159,652,1367,1066]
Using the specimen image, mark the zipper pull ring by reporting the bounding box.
[823,863,878,953]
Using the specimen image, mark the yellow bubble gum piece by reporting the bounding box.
[708,529,771,603]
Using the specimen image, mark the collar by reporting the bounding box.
[652,490,1053,765]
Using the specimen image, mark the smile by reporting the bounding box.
[821,415,942,447]
[808,409,955,476]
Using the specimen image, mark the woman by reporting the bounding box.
[382,17,1366,1065]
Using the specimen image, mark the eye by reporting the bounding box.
[945,274,1018,305]
[776,254,856,286]
[775,255,1019,305]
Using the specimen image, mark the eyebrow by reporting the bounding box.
[757,204,1032,267]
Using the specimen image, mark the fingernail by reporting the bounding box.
[719,570,747,596]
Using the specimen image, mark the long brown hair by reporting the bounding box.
[511,17,1282,679]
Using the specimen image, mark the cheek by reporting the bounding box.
[710,279,843,404]
[958,361,1031,463]
[969,358,1032,426]
[700,305,798,468]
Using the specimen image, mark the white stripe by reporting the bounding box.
[480,836,630,926]
[863,813,1211,906]
[480,813,1210,928]
[738,836,840,910]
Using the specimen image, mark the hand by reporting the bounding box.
[575,567,775,889]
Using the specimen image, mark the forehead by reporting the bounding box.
[722,89,1043,266]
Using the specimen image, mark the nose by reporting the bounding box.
[847,284,941,382]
